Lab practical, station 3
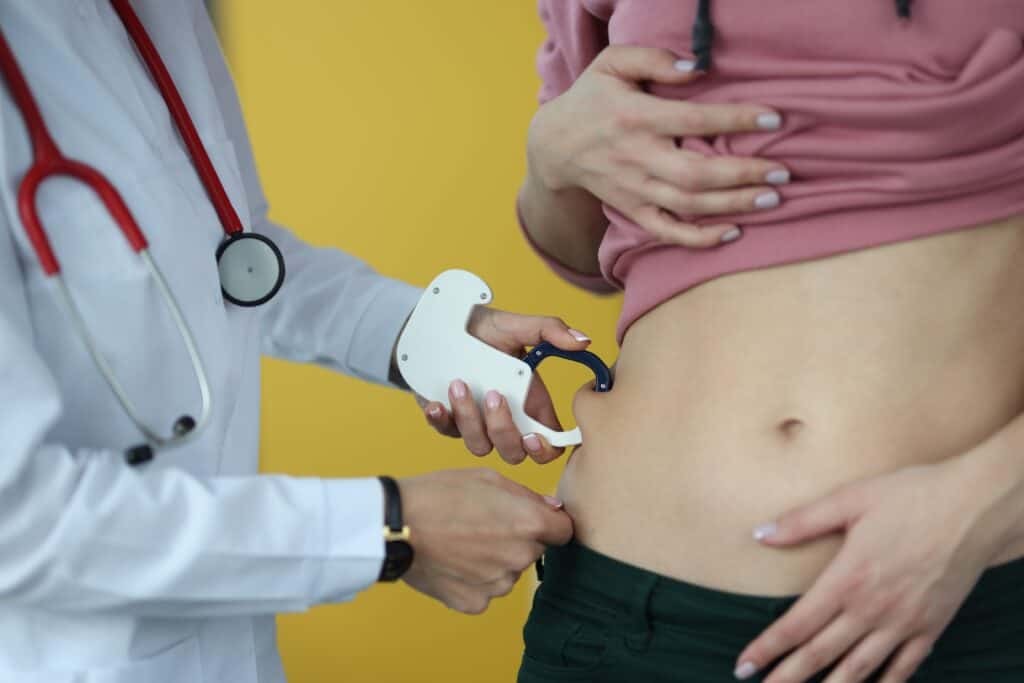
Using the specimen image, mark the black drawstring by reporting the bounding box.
[691,1,912,72]
[692,0,713,72]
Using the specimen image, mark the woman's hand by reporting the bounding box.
[418,306,590,465]
[734,458,1015,683]
[528,45,791,248]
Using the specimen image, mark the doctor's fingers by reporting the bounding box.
[440,573,524,615]
[422,400,461,438]
[506,491,574,548]
[482,390,528,464]
[470,307,591,352]
[481,381,565,465]
[449,379,494,457]
[522,377,565,464]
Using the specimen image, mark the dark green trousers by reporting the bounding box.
[518,542,1024,682]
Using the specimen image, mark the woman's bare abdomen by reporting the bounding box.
[560,214,1024,595]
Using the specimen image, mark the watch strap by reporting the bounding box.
[378,475,404,533]
[377,476,413,582]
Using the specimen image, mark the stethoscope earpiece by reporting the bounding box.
[173,415,197,437]
[124,444,154,467]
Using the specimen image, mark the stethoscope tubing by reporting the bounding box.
[109,0,244,237]
[0,5,232,457]
[53,252,213,449]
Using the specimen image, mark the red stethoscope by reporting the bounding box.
[0,0,286,465]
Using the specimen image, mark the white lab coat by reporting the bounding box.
[0,1,422,680]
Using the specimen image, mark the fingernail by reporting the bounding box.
[568,328,590,342]
[523,433,542,453]
[765,169,790,185]
[734,661,758,679]
[674,59,696,72]
[753,522,777,541]
[427,405,442,419]
[451,380,467,400]
[543,495,564,509]
[720,227,742,243]
[757,112,782,130]
[755,191,780,209]
[485,390,501,411]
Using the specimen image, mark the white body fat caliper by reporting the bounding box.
[395,270,613,447]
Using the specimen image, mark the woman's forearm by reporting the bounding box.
[517,168,607,276]
[952,410,1024,562]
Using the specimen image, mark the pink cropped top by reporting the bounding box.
[522,0,1024,343]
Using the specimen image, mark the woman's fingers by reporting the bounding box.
[757,484,858,547]
[592,45,704,85]
[646,97,783,137]
[821,630,901,683]
[643,146,791,193]
[630,205,739,247]
[736,568,847,679]
[762,614,866,683]
[877,637,935,683]
[641,178,781,218]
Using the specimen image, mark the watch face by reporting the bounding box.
[381,541,414,581]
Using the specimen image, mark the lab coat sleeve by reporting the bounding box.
[193,5,422,387]
[0,308,384,616]
[0,221,384,617]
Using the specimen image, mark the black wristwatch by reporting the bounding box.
[377,476,414,582]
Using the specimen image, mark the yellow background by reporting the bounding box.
[219,2,620,681]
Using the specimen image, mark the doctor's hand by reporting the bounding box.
[419,306,590,465]
[734,453,1020,683]
[528,45,791,248]
[398,468,572,614]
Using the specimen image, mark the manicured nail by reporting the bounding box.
[543,495,564,509]
[568,328,590,342]
[720,227,742,243]
[674,59,696,72]
[523,433,542,453]
[757,112,782,130]
[427,405,442,419]
[755,191,780,209]
[734,661,758,679]
[485,390,501,411]
[765,169,790,185]
[451,380,467,400]
[753,522,777,541]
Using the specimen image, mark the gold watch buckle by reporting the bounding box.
[384,525,411,542]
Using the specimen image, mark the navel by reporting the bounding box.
[777,417,806,439]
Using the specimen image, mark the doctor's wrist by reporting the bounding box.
[388,312,413,391]
[377,476,414,581]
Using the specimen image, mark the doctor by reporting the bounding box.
[0,2,581,681]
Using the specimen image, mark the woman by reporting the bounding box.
[426,1,1024,681]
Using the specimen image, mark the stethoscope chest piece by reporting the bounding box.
[216,232,285,307]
